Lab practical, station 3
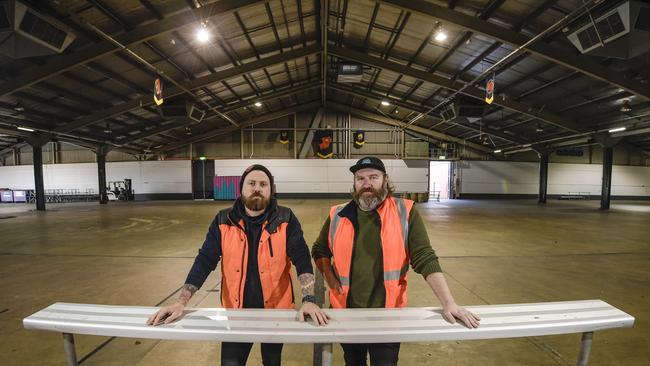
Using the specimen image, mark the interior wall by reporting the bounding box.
[458,161,650,197]
[214,159,429,194]
[0,161,191,195]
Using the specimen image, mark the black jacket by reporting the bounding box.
[184,197,313,308]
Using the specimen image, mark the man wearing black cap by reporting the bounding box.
[148,164,328,366]
[312,156,480,366]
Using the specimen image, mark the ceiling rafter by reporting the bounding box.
[53,44,321,134]
[379,0,650,101]
[0,0,261,98]
[329,45,587,133]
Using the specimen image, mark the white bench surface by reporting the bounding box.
[23,300,634,343]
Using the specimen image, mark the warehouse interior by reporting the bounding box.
[1,0,649,365]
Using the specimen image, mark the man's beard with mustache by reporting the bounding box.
[352,183,388,211]
[242,192,270,211]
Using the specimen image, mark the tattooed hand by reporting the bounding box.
[146,284,197,326]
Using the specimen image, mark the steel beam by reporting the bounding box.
[53,45,321,134]
[328,83,526,145]
[538,153,549,203]
[328,45,586,133]
[298,108,324,159]
[379,0,650,100]
[0,0,261,98]
[32,145,46,210]
[600,147,613,210]
[157,102,322,153]
[327,101,493,154]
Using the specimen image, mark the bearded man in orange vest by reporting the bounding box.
[148,164,328,366]
[312,156,480,366]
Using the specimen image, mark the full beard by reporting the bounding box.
[352,184,388,211]
[242,192,270,211]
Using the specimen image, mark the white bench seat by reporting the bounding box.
[23,299,634,365]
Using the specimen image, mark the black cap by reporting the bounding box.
[240,164,275,193]
[349,156,386,174]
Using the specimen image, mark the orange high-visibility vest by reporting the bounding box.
[327,196,414,308]
[218,207,294,309]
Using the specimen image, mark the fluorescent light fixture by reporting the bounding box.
[199,156,206,160]
[609,127,626,133]
[254,102,263,107]
[494,149,502,153]
[17,126,34,132]
[196,25,210,43]
[439,155,446,160]
[381,100,390,106]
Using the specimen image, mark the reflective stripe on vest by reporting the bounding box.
[219,220,294,309]
[327,197,414,308]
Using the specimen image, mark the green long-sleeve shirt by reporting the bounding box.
[311,201,442,308]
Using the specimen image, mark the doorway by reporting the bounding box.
[192,159,215,199]
[429,161,451,200]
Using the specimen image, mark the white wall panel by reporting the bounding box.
[0,161,191,194]
[4,160,647,198]
[107,161,191,194]
[0,165,37,189]
[459,161,650,197]
[459,161,539,194]
[612,165,650,196]
[547,164,602,195]
[215,159,429,193]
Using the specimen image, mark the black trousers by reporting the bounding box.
[221,342,283,366]
[341,343,401,366]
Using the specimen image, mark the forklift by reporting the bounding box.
[107,179,134,201]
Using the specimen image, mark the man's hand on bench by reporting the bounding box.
[147,302,185,326]
[442,303,481,329]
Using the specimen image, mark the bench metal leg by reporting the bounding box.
[62,333,79,366]
[313,343,332,366]
[576,331,593,366]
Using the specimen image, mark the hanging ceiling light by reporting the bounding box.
[254,101,263,107]
[381,100,390,106]
[433,22,448,42]
[13,101,25,112]
[185,126,192,136]
[196,23,210,43]
[103,123,112,134]
[620,100,632,112]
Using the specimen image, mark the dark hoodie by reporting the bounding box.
[184,197,313,308]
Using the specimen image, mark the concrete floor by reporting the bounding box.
[0,198,648,365]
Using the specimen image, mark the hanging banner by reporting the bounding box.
[279,130,289,144]
[314,129,333,159]
[153,78,164,106]
[353,130,365,149]
[485,73,495,105]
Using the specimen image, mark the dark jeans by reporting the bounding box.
[221,342,284,366]
[341,343,401,366]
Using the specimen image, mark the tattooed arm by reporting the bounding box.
[177,284,198,306]
[298,273,315,299]
[146,284,198,326]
